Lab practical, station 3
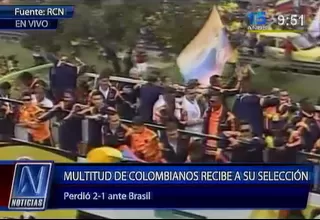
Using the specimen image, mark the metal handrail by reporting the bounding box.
[0,97,242,142]
[85,72,189,90]
[2,97,320,160]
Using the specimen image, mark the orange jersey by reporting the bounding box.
[28,120,51,143]
[18,104,40,124]
[19,104,50,143]
[207,106,223,148]
[130,127,163,162]
[264,106,277,117]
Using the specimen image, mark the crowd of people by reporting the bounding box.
[0,0,319,165]
[0,51,318,165]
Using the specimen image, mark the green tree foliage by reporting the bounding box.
[57,3,94,43]
[20,2,150,50]
[19,0,215,54]
[97,3,160,48]
[150,1,212,54]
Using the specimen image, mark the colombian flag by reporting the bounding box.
[177,6,232,85]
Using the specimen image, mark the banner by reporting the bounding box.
[0,163,310,210]
[0,152,315,218]
[0,142,77,219]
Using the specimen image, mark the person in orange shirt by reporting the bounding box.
[18,91,51,145]
[18,91,40,125]
[129,116,165,163]
[202,90,238,162]
[27,108,51,145]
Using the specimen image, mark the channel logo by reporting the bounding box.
[247,11,268,31]
[8,162,52,210]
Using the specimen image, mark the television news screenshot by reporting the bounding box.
[0,0,320,219]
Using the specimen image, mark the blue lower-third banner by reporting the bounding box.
[47,184,310,209]
[0,163,313,210]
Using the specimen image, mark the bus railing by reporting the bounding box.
[3,95,320,190]
[2,97,320,160]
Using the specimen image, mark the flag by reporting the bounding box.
[308,7,320,38]
[177,6,232,85]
